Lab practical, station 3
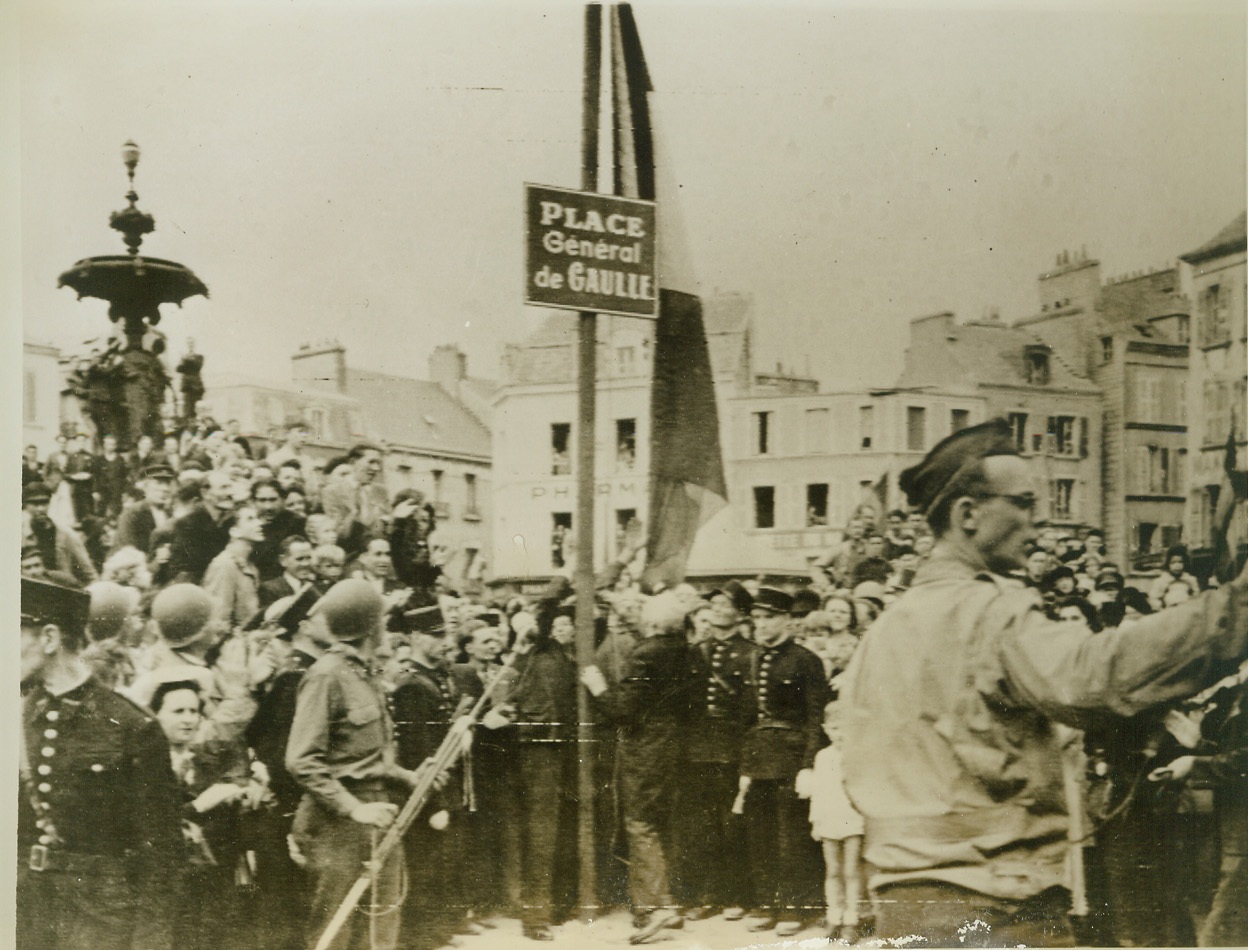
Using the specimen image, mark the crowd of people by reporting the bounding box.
[18,418,1248,950]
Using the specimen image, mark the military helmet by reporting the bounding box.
[315,579,383,642]
[151,584,215,648]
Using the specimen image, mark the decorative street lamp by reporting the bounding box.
[57,142,208,447]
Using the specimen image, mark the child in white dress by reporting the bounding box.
[809,701,864,944]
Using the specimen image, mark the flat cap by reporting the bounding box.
[898,418,1018,516]
[22,576,90,636]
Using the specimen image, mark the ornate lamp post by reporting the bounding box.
[57,142,208,447]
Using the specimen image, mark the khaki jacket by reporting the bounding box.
[842,553,1248,900]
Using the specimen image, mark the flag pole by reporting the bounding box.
[574,1,602,919]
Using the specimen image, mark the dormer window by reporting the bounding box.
[1025,345,1051,385]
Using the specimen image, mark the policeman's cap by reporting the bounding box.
[143,461,176,481]
[22,576,90,638]
[752,586,794,615]
[404,605,446,637]
[705,579,754,615]
[898,418,1019,516]
[23,482,52,505]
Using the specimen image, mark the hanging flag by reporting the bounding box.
[1212,416,1248,582]
[608,3,727,589]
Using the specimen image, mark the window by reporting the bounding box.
[753,486,775,529]
[906,406,927,451]
[1174,315,1190,345]
[615,508,637,555]
[464,473,479,517]
[1147,446,1172,494]
[806,484,828,526]
[616,346,636,374]
[1135,374,1163,422]
[1198,283,1230,347]
[859,405,874,450]
[752,411,773,455]
[1008,412,1028,452]
[616,419,636,471]
[551,423,571,475]
[1203,381,1230,447]
[950,408,970,433]
[804,408,830,453]
[1025,346,1051,385]
[1047,415,1077,456]
[23,371,36,424]
[305,406,328,439]
[1100,336,1114,365]
[430,469,444,503]
[1137,522,1158,556]
[551,513,573,568]
[1051,479,1074,519]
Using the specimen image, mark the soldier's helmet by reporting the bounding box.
[151,583,215,648]
[88,581,141,641]
[316,579,383,642]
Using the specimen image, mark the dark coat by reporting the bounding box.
[253,510,307,583]
[168,504,232,584]
[258,574,299,610]
[740,639,828,780]
[114,501,161,554]
[687,633,756,764]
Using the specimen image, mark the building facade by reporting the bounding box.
[23,340,68,454]
[1020,254,1190,569]
[1179,213,1247,563]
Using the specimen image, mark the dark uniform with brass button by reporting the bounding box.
[390,606,472,949]
[19,576,183,950]
[678,581,757,917]
[740,586,829,931]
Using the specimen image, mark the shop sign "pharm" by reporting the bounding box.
[524,183,657,319]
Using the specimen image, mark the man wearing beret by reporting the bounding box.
[840,418,1248,946]
[286,579,423,950]
[18,575,183,950]
[677,580,757,921]
[739,586,830,937]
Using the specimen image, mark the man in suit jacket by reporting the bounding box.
[113,462,175,554]
[320,443,390,551]
[258,535,316,609]
[251,479,306,582]
[168,469,237,583]
[93,434,131,519]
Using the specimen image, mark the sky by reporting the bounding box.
[14,0,1247,393]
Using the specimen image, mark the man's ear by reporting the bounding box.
[952,496,979,534]
[41,624,63,655]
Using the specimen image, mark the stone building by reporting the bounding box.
[1178,213,1247,564]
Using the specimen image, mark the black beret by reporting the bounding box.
[898,418,1019,516]
[22,576,90,637]
[752,586,794,615]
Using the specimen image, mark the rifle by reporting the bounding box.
[312,646,518,950]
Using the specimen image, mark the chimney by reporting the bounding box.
[292,340,347,395]
[429,344,468,399]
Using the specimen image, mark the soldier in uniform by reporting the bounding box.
[18,575,183,950]
[739,586,830,937]
[678,580,756,920]
[841,419,1248,946]
[390,606,476,948]
[285,579,423,950]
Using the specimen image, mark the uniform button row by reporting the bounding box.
[41,748,55,758]
[44,729,58,740]
[37,765,51,776]
[37,783,51,793]
[46,711,59,722]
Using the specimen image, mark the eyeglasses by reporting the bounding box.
[975,493,1038,511]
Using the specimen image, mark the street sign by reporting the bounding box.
[524,183,658,319]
